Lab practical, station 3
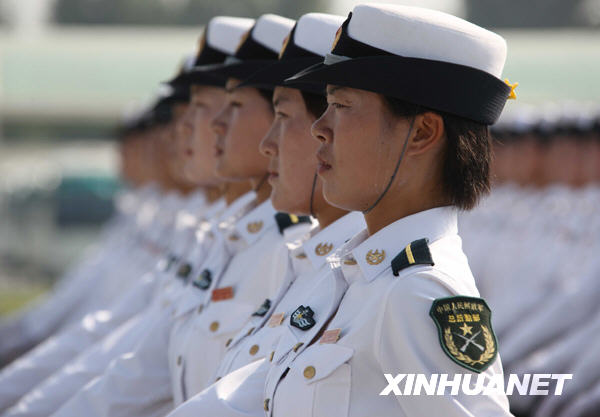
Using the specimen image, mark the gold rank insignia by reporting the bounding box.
[315,242,333,256]
[247,221,263,234]
[429,296,498,373]
[365,249,385,265]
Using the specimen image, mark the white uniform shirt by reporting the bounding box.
[0,190,214,412]
[265,207,512,417]
[162,213,366,417]
[214,212,366,381]
[170,200,312,402]
[2,194,230,417]
[34,194,255,417]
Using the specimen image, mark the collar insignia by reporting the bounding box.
[247,221,264,234]
[290,305,316,331]
[315,242,333,256]
[430,296,498,373]
[365,249,385,265]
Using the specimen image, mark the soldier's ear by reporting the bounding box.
[406,112,445,156]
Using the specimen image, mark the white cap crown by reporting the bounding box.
[347,4,507,78]
[207,16,255,55]
[253,14,296,54]
[294,13,346,57]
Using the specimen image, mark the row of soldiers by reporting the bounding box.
[491,106,600,186]
[0,4,596,417]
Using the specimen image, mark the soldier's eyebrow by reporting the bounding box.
[326,85,347,96]
[272,97,289,108]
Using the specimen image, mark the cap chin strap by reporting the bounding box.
[253,172,270,193]
[362,115,416,214]
[309,170,318,218]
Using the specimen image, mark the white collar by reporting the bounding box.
[338,206,458,283]
[302,212,366,270]
[233,199,278,245]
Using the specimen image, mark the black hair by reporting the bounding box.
[383,96,492,211]
[300,91,328,119]
[257,88,274,109]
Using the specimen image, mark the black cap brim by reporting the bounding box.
[285,55,510,125]
[238,57,325,95]
[193,59,278,83]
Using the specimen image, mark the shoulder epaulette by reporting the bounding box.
[391,238,434,276]
[274,212,311,235]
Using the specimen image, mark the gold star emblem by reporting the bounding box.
[504,79,518,100]
[459,322,473,336]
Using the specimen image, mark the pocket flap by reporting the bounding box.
[199,301,255,336]
[292,343,354,385]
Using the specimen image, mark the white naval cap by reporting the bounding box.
[287,3,517,124]
[205,16,255,56]
[198,14,295,81]
[240,13,345,93]
[344,4,507,79]
[186,16,255,86]
[250,14,296,55]
[292,13,346,57]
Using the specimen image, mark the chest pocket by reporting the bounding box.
[199,301,255,337]
[274,343,354,417]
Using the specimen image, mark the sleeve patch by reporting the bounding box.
[429,296,498,373]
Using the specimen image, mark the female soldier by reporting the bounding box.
[162,12,368,417]
[259,4,517,416]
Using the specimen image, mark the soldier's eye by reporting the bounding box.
[330,102,348,109]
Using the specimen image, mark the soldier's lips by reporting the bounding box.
[317,162,332,175]
[268,171,279,182]
[316,154,332,175]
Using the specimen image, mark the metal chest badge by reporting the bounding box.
[252,298,271,317]
[429,296,498,373]
[290,305,316,331]
[193,269,212,290]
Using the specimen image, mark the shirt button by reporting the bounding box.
[197,305,203,314]
[209,321,219,332]
[264,399,270,411]
[249,344,259,356]
[177,355,182,366]
[303,366,316,379]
